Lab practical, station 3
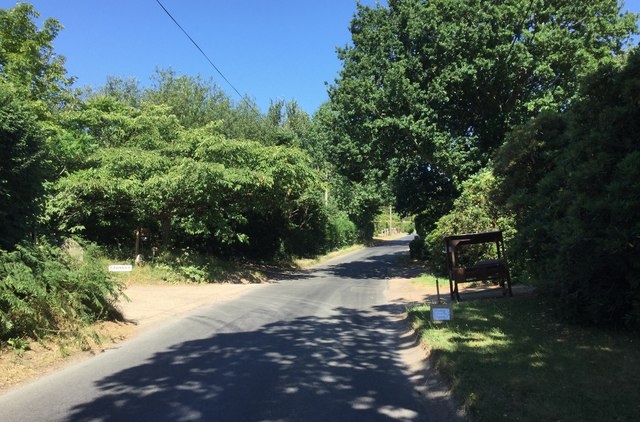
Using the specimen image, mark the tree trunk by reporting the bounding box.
[135,226,141,256]
[160,214,171,250]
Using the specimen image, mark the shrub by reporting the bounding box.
[424,169,516,274]
[495,50,640,328]
[409,235,428,260]
[400,219,415,234]
[326,210,358,250]
[0,239,124,342]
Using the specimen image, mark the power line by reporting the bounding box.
[154,0,258,112]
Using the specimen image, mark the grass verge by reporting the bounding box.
[103,256,267,285]
[412,272,441,288]
[293,244,366,269]
[409,295,640,421]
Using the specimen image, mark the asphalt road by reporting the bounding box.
[0,236,458,422]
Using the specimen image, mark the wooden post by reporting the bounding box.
[135,227,141,257]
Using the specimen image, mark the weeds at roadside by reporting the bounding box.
[6,338,30,355]
[293,244,365,269]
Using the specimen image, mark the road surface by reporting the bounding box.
[0,236,459,421]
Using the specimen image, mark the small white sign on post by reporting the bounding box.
[108,264,133,272]
[431,303,453,321]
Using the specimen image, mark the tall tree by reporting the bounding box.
[0,3,75,108]
[328,0,638,186]
[0,3,79,248]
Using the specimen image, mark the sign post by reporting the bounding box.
[431,277,453,321]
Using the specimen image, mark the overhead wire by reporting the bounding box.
[154,0,259,113]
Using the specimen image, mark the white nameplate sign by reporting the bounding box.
[431,304,453,321]
[108,264,133,272]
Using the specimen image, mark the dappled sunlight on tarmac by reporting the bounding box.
[66,303,451,421]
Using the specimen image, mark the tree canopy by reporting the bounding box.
[328,0,638,185]
[0,2,364,261]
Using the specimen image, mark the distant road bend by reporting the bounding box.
[0,236,460,421]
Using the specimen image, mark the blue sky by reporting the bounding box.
[2,0,639,115]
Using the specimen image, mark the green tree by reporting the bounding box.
[494,49,640,327]
[0,4,125,342]
[142,68,271,144]
[143,68,228,129]
[0,3,83,248]
[266,99,311,147]
[100,76,142,108]
[49,97,329,259]
[304,102,386,240]
[0,3,75,108]
[328,0,638,202]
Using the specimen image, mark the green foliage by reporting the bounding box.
[36,60,346,260]
[0,81,48,249]
[326,0,638,238]
[495,50,640,328]
[0,3,74,107]
[372,206,409,236]
[393,161,456,221]
[48,106,331,259]
[303,103,387,241]
[424,169,515,273]
[266,99,311,147]
[330,0,637,183]
[0,239,124,342]
[409,235,428,261]
[150,250,235,283]
[6,337,30,352]
[0,3,81,250]
[325,210,358,251]
[399,219,414,234]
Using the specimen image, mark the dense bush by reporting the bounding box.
[495,50,640,328]
[400,219,414,234]
[409,235,427,260]
[0,239,124,341]
[326,210,358,250]
[0,81,47,249]
[424,169,516,274]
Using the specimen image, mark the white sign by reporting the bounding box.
[108,264,133,272]
[431,304,453,321]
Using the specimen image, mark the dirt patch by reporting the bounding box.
[117,283,266,329]
[0,320,135,393]
[387,277,439,307]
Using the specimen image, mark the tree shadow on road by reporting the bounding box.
[318,250,424,281]
[66,303,458,422]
